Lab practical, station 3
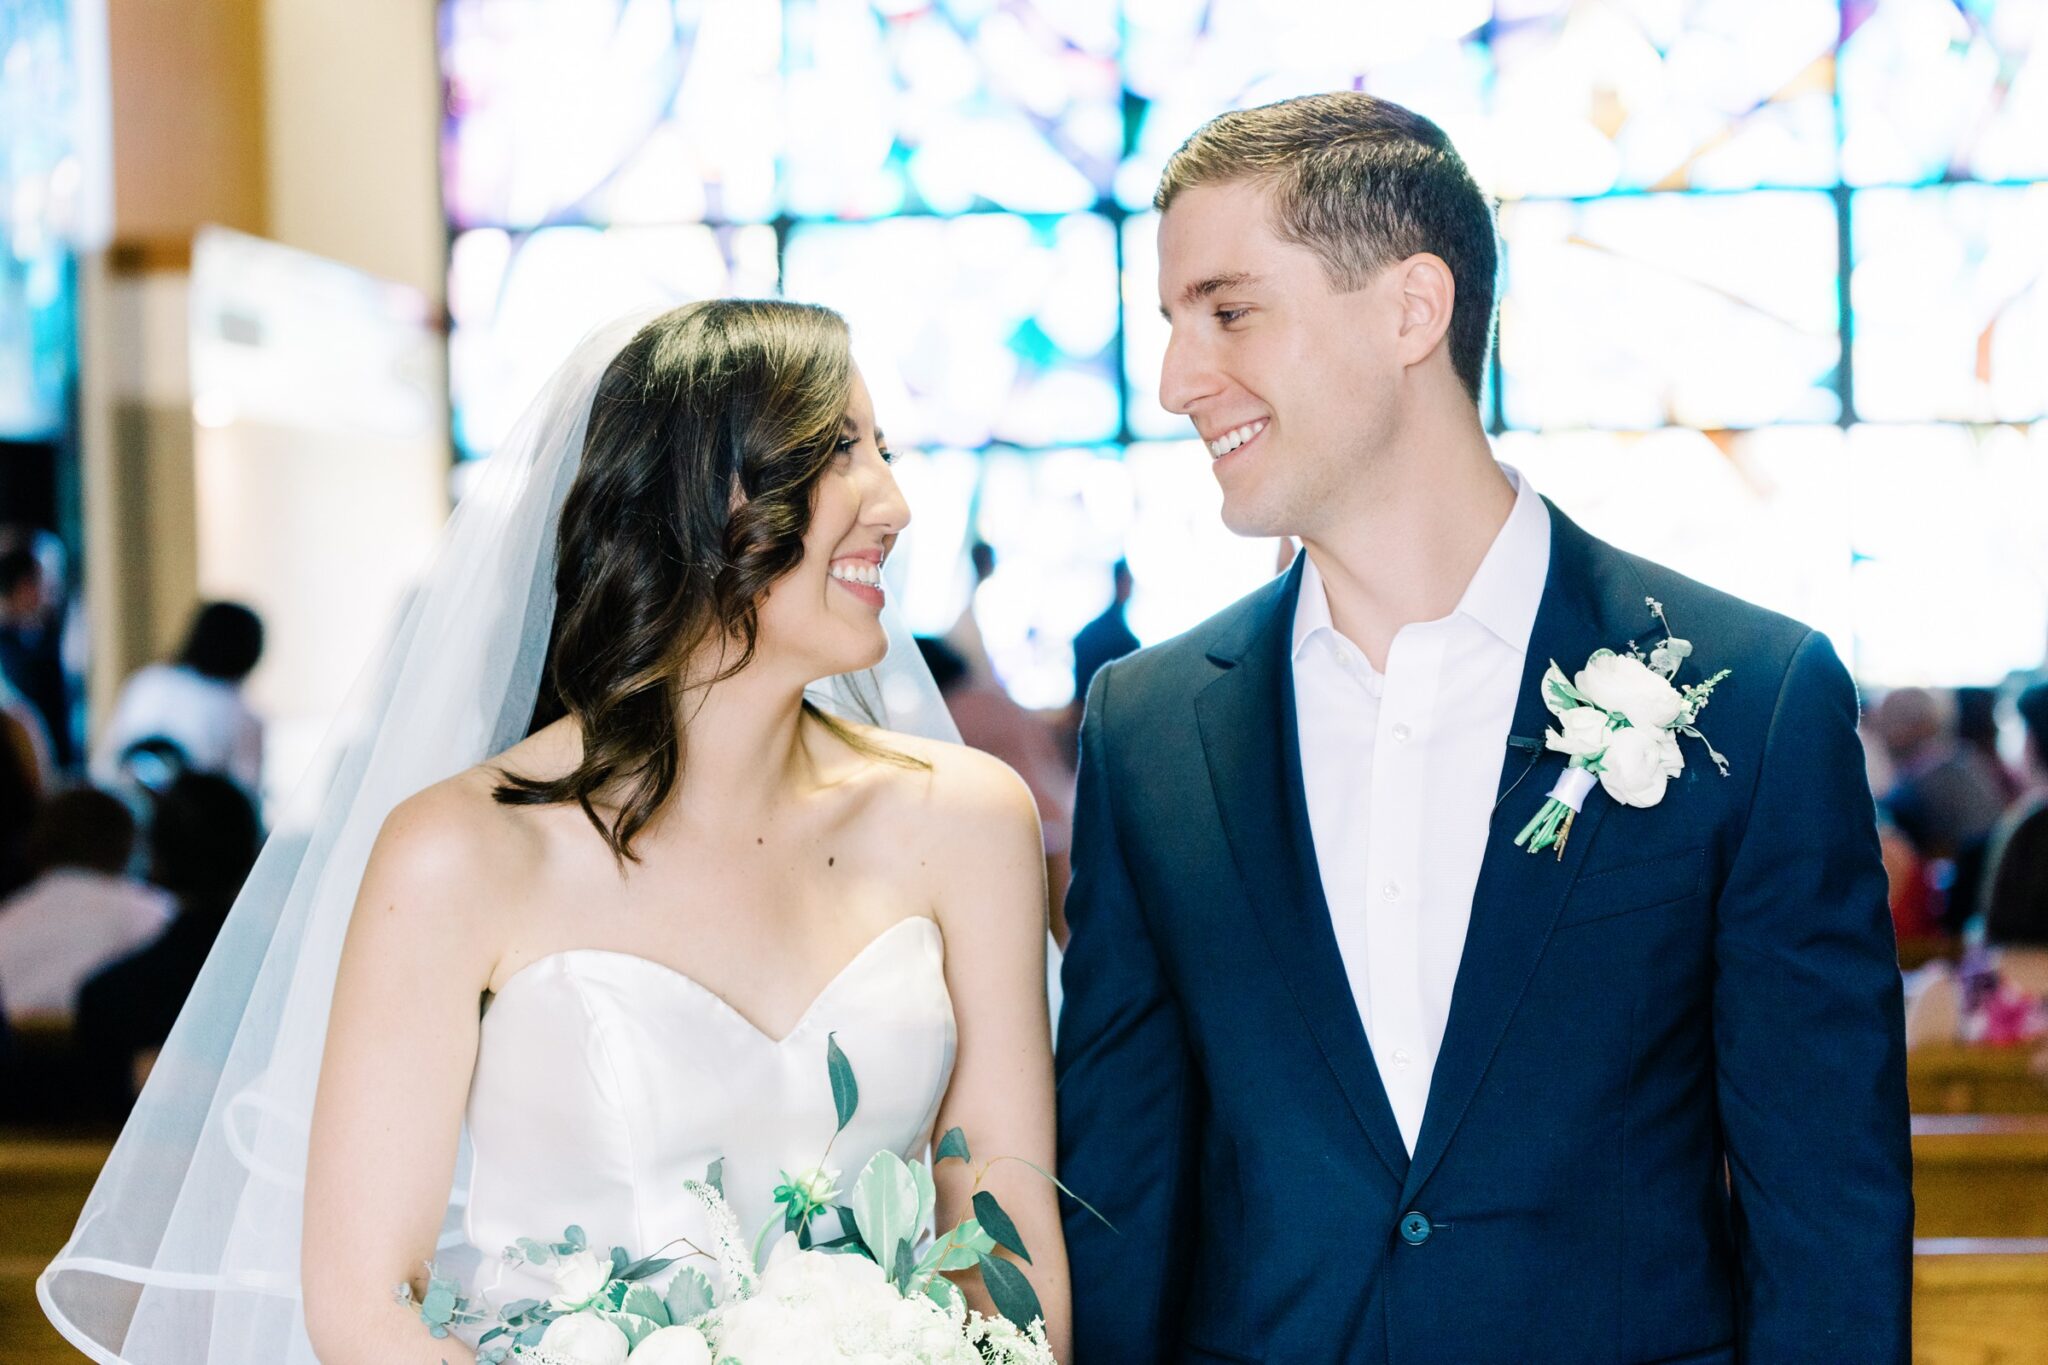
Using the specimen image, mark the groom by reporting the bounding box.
[1055,93,1912,1364]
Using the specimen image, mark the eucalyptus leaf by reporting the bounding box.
[516,1322,548,1348]
[891,1236,916,1293]
[849,1150,917,1276]
[977,1252,1043,1333]
[564,1225,587,1252]
[419,1281,457,1327]
[826,1032,859,1134]
[618,1253,677,1282]
[665,1266,714,1323]
[609,1245,630,1279]
[972,1191,1031,1265]
[934,1127,971,1166]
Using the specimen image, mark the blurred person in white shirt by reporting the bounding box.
[0,786,172,1023]
[92,602,266,797]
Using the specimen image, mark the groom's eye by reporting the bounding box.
[1215,308,1249,325]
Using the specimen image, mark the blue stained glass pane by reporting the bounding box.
[784,213,1120,448]
[1852,183,2048,423]
[441,0,783,229]
[1841,0,2048,187]
[782,0,1121,218]
[447,224,780,459]
[1498,190,1842,430]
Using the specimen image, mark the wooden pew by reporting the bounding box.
[0,1132,113,1365]
[1914,1238,2048,1365]
[1914,1114,2048,1239]
[1912,1043,2048,1115]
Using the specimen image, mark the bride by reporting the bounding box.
[40,301,1069,1364]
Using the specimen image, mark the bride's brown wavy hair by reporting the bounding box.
[494,299,917,861]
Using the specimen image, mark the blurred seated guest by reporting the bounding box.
[1958,685,2022,803]
[75,773,262,1110]
[1872,686,2005,861]
[1879,819,1938,942]
[944,539,998,686]
[917,636,1075,940]
[0,787,171,1023]
[0,664,51,793]
[1072,559,1142,704]
[0,544,75,769]
[92,601,266,796]
[0,686,45,899]
[1904,787,2048,1048]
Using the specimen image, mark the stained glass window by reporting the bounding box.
[1851,183,2048,423]
[443,0,2048,691]
[1497,191,1842,430]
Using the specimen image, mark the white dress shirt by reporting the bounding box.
[1291,466,1551,1153]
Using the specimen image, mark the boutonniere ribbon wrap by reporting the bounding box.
[1514,598,1732,859]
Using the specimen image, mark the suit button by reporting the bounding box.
[1399,1211,1432,1245]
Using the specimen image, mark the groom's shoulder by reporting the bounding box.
[1088,570,1289,716]
[1576,520,1827,682]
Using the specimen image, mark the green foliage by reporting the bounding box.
[971,1191,1030,1265]
[934,1127,971,1165]
[850,1150,918,1277]
[665,1266,714,1324]
[826,1032,859,1134]
[976,1252,1043,1333]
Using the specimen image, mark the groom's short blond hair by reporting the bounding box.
[1155,92,1500,406]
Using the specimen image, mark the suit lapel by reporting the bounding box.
[1194,557,1411,1184]
[1400,502,1644,1207]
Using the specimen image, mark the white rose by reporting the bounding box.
[1597,725,1684,808]
[1545,706,1610,759]
[538,1311,630,1365]
[628,1325,714,1365]
[1574,652,1685,731]
[549,1248,614,1310]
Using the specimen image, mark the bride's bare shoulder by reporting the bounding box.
[851,725,1042,854]
[362,719,582,913]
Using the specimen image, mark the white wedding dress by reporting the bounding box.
[439,915,957,1327]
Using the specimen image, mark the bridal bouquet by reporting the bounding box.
[404,1038,1073,1364]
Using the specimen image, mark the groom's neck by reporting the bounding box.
[1299,423,1513,672]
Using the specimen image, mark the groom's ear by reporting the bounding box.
[1390,252,1456,371]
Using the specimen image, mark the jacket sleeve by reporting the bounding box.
[1713,629,1914,1361]
[1055,661,1203,1361]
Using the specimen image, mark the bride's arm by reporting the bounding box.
[926,748,1071,1363]
[303,786,504,1364]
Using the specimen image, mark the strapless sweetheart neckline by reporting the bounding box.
[487,913,943,1046]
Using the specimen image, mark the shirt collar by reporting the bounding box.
[1290,463,1552,660]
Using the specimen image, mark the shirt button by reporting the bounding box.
[1382,882,1400,901]
[1391,723,1411,743]
[1393,1049,1413,1067]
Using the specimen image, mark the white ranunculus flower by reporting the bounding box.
[1545,706,1610,759]
[549,1248,614,1311]
[627,1324,714,1365]
[1597,724,1684,808]
[538,1310,631,1365]
[1575,652,1685,731]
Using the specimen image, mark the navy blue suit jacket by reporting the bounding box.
[1055,501,1913,1364]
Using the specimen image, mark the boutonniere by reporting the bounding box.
[1514,597,1732,859]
